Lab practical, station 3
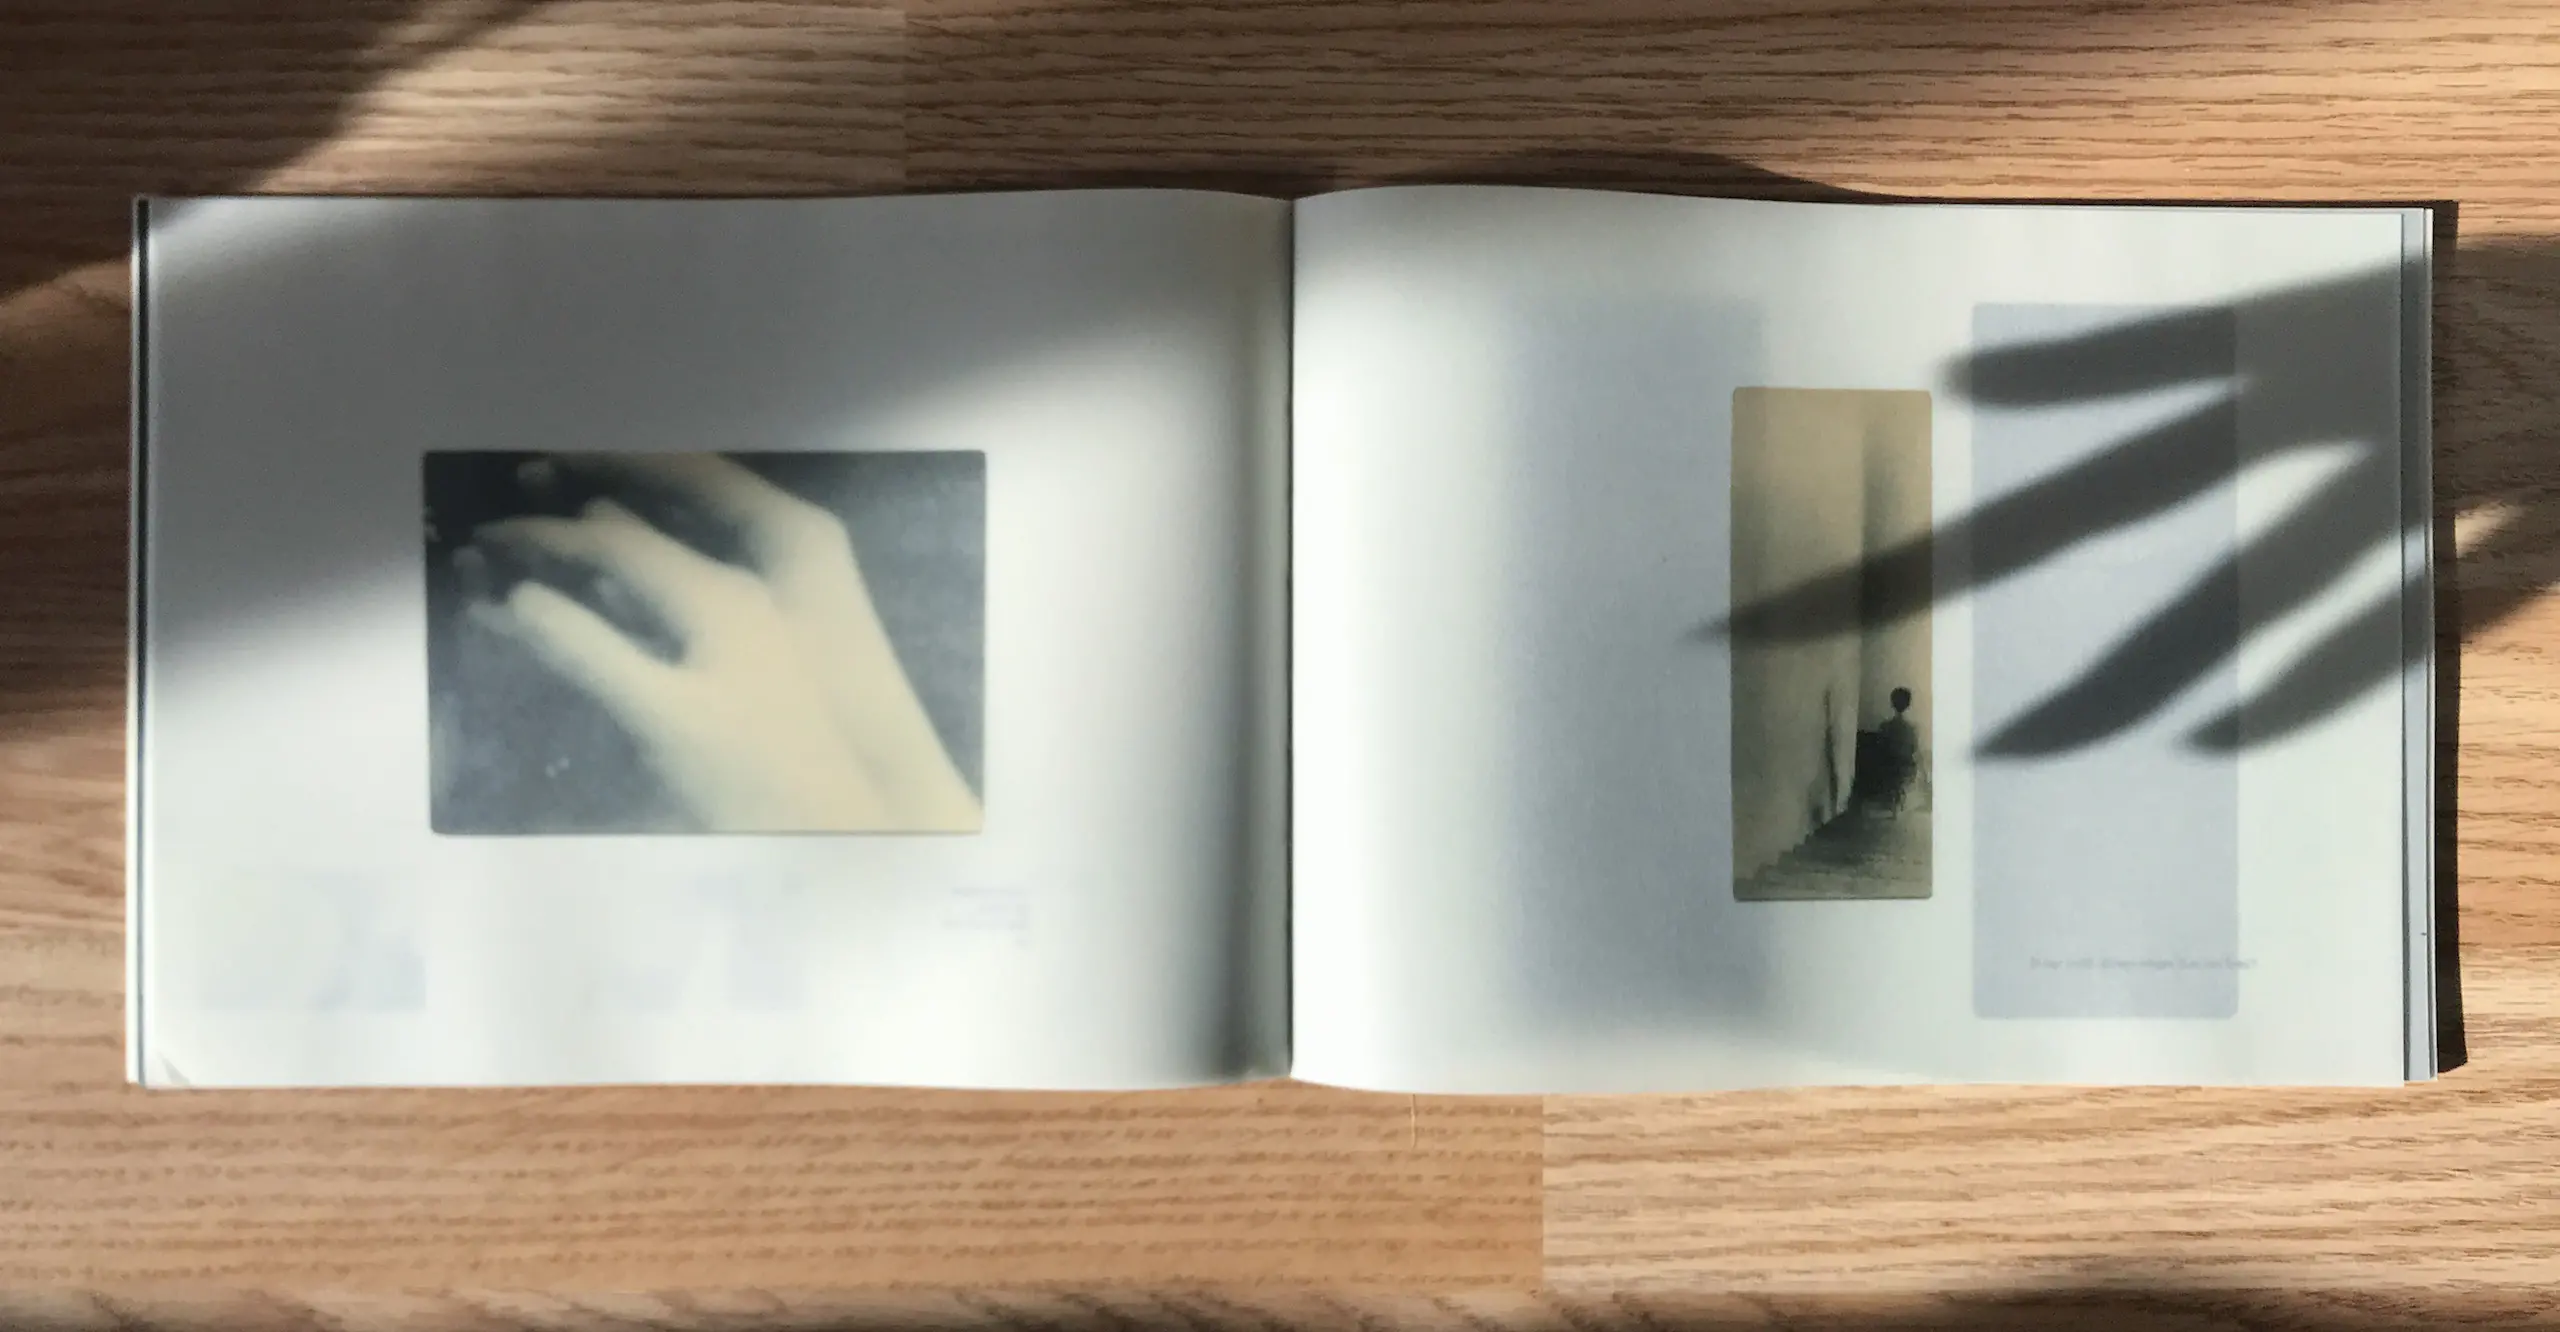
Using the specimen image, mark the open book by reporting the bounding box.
[129,188,2438,1091]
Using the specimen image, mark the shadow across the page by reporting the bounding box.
[1382,153,2452,764]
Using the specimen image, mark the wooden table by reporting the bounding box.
[5,1,2557,1326]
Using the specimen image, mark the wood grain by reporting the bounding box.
[1549,956,2560,1293]
[11,1289,2560,1332]
[0,1080,1536,1285]
[8,0,2560,1320]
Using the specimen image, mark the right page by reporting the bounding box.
[1290,185,2428,1092]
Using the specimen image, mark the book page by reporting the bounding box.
[1291,185,2418,1091]
[134,192,1290,1088]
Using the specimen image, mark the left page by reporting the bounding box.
[132,192,1292,1088]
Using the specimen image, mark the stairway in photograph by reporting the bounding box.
[1735,806,1931,900]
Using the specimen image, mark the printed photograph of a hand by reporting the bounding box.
[426,450,985,835]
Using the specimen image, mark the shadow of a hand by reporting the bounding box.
[1725,258,2425,757]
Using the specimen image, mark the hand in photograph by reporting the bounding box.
[458,454,982,832]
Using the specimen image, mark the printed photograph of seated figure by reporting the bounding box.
[1731,388,1933,901]
[425,450,985,835]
